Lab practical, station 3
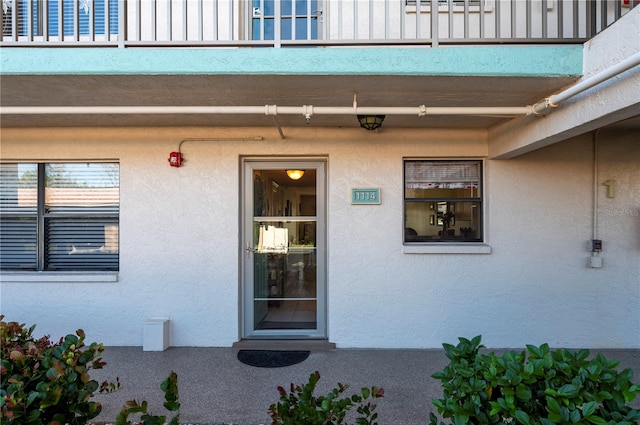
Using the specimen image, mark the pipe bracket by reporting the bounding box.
[546,97,560,108]
[265,105,278,115]
[302,105,314,123]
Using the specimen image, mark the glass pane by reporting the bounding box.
[0,217,37,270]
[45,163,119,214]
[282,0,292,15]
[254,300,317,330]
[253,18,275,40]
[253,169,316,217]
[0,164,37,270]
[253,221,317,299]
[46,217,119,271]
[281,18,292,40]
[250,164,320,334]
[0,163,37,214]
[405,201,482,241]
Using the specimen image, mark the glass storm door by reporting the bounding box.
[242,160,326,339]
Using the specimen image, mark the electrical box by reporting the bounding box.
[589,256,603,268]
[590,239,603,252]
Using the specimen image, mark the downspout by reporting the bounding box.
[592,129,600,242]
[590,128,603,268]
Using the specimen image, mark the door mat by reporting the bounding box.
[237,350,310,368]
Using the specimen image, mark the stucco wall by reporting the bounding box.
[0,126,638,348]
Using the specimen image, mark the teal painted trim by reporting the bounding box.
[0,46,582,77]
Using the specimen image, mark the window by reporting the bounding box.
[404,0,485,13]
[406,1,481,6]
[404,160,482,243]
[251,0,319,41]
[0,162,119,271]
[2,0,118,38]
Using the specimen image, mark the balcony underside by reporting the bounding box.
[0,45,581,129]
[1,73,583,129]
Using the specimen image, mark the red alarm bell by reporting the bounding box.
[168,151,183,167]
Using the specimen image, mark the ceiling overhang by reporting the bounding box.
[0,73,581,129]
[0,45,584,130]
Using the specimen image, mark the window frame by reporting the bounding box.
[403,158,490,254]
[0,161,120,273]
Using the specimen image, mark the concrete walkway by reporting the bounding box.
[90,346,640,425]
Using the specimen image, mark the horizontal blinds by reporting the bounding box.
[45,163,119,214]
[0,162,119,272]
[46,217,119,271]
[0,163,37,214]
[45,163,119,271]
[405,161,480,190]
[0,163,38,270]
[0,217,37,270]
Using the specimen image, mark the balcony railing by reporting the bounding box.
[1,0,637,47]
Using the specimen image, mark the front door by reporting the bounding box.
[241,159,326,339]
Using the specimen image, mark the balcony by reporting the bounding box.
[1,0,638,48]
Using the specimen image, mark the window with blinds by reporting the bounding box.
[0,162,119,271]
[404,160,482,243]
[3,0,118,38]
[406,0,482,6]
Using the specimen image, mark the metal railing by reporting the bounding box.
[1,0,637,47]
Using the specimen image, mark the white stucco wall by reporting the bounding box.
[0,126,638,348]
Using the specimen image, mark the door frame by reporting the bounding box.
[239,157,327,339]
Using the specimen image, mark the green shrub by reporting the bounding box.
[269,371,384,425]
[0,316,119,425]
[115,371,181,425]
[429,336,640,425]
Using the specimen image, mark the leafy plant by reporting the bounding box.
[0,316,119,425]
[115,371,181,425]
[269,371,384,425]
[429,335,640,425]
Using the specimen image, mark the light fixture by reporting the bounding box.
[357,115,385,131]
[286,170,305,180]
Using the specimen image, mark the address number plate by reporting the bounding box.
[351,188,381,205]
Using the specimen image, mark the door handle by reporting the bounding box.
[245,242,256,259]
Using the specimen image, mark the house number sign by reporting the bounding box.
[351,188,381,205]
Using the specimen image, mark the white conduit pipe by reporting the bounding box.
[532,52,640,115]
[0,105,532,116]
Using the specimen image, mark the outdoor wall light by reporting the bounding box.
[357,115,385,131]
[286,170,305,180]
